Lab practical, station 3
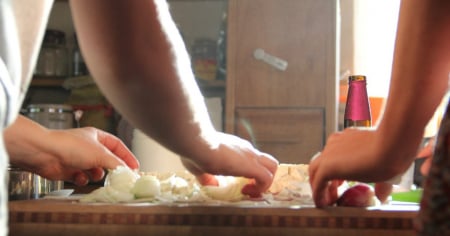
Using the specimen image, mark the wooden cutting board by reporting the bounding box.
[8,199,418,236]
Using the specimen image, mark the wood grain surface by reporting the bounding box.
[9,199,418,236]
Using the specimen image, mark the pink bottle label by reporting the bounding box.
[344,80,371,121]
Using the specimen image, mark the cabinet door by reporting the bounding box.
[226,0,337,108]
[226,0,338,160]
[235,108,324,164]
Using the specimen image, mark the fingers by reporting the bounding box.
[96,129,140,170]
[328,180,341,204]
[375,182,393,203]
[73,172,89,186]
[180,158,219,186]
[312,180,332,208]
[196,173,219,186]
[247,152,278,193]
[87,167,106,182]
[312,182,332,207]
[240,153,277,197]
[417,139,434,158]
[258,152,279,175]
[242,181,262,198]
[420,157,432,176]
[417,138,434,176]
[71,167,106,186]
[309,153,334,207]
[31,127,138,186]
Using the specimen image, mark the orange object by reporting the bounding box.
[339,82,348,104]
[369,97,385,126]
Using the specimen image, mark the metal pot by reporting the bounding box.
[24,104,74,129]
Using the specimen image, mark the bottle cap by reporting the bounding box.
[349,75,366,82]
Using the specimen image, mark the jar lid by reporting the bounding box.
[43,29,66,45]
[8,166,24,171]
[348,75,367,82]
[26,104,73,113]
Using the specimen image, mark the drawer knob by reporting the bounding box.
[253,48,288,71]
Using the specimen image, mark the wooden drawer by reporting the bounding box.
[234,108,324,164]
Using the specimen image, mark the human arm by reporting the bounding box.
[309,0,450,207]
[68,0,278,193]
[5,115,139,186]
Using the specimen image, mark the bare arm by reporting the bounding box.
[309,0,450,207]
[69,0,211,158]
[376,0,450,175]
[69,0,278,193]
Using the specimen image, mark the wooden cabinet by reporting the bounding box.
[225,0,339,164]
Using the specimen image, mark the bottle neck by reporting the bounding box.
[344,80,371,128]
[344,119,371,128]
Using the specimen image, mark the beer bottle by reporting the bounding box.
[417,97,450,235]
[343,75,394,202]
[344,75,371,128]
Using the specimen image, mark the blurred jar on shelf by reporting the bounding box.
[34,29,68,77]
[191,38,217,81]
[215,11,227,81]
[72,33,89,77]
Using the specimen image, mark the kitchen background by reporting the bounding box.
[25,0,405,127]
[26,0,228,134]
[24,0,444,175]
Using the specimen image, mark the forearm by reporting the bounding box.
[377,0,450,171]
[70,0,215,159]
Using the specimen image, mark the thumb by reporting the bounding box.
[420,157,432,176]
[417,138,435,159]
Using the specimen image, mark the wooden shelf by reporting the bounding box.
[198,79,226,98]
[198,79,226,89]
[30,77,66,87]
[30,76,225,93]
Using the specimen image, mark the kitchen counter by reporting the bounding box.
[9,199,419,236]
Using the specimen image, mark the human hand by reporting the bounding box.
[309,128,400,207]
[9,125,139,186]
[416,137,435,176]
[180,132,278,197]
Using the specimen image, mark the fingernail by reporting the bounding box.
[242,184,262,198]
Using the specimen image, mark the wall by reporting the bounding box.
[170,1,227,53]
[352,0,401,98]
[339,0,401,127]
[339,0,354,79]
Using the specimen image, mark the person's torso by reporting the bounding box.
[0,1,53,235]
[0,0,54,127]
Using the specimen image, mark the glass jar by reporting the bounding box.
[24,104,74,130]
[8,167,33,201]
[34,29,68,77]
[72,33,88,76]
[191,38,217,81]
